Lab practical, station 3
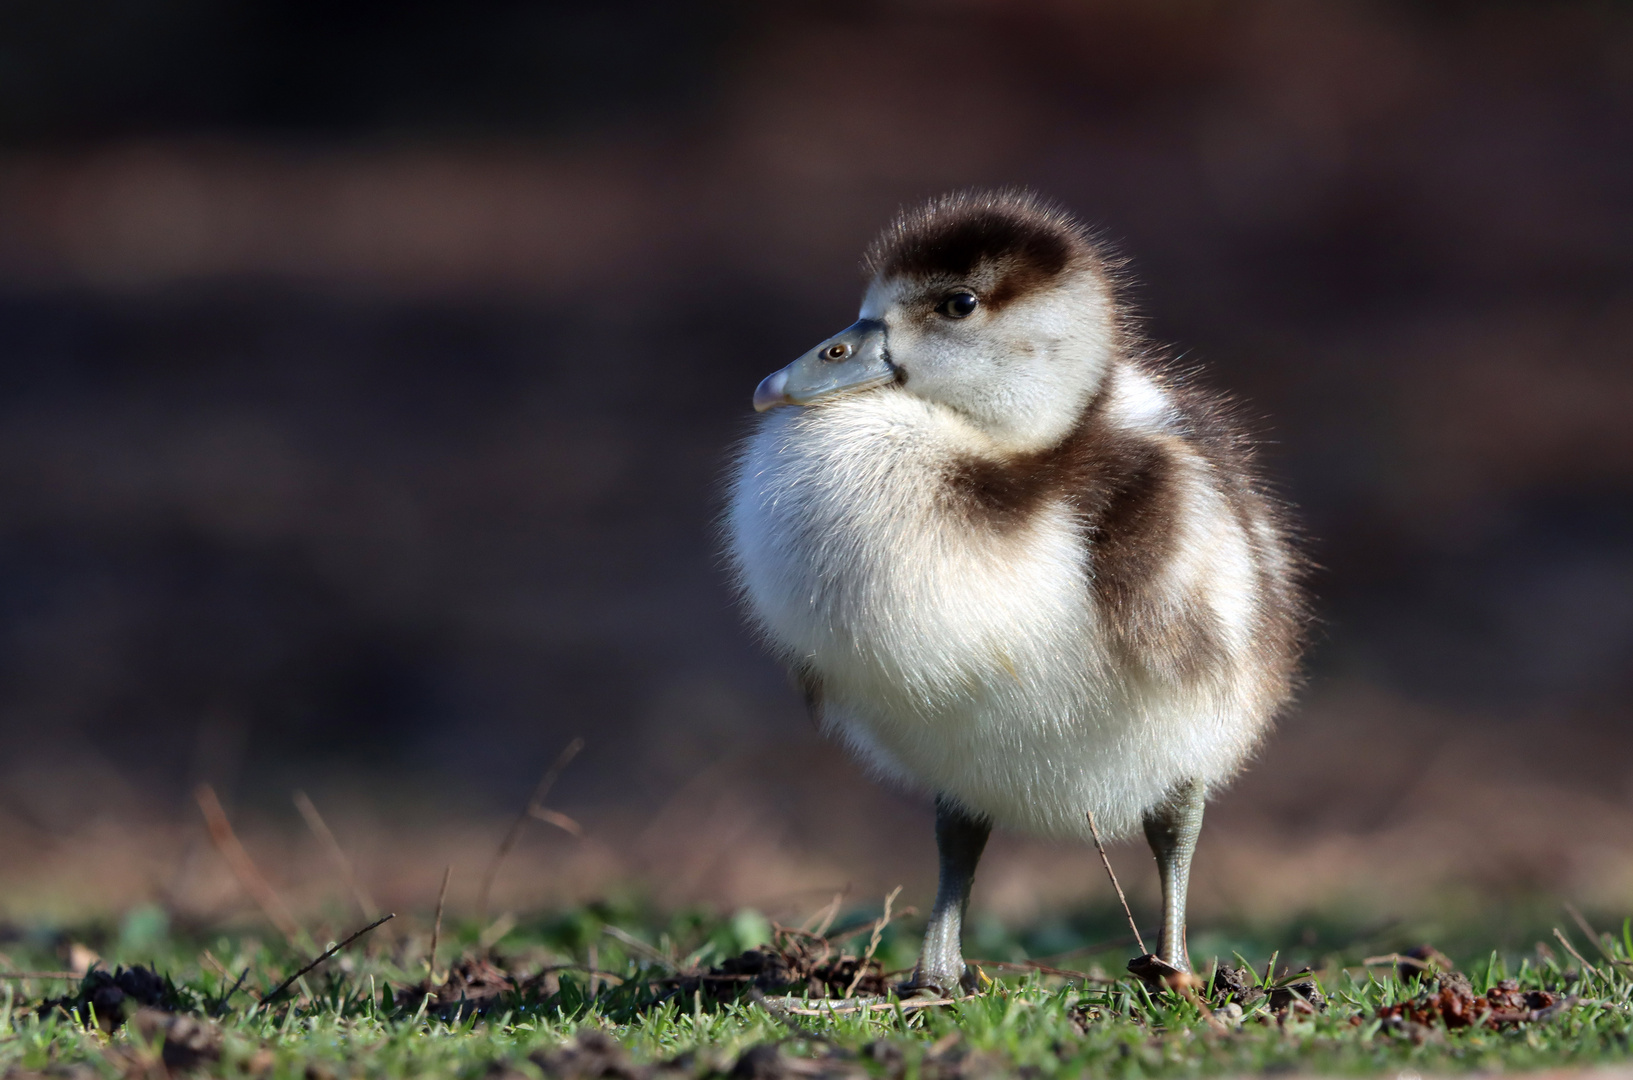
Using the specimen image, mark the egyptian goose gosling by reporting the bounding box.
[726,191,1304,991]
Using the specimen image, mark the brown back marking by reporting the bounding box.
[944,363,1307,691]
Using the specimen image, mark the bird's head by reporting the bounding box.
[754,191,1122,453]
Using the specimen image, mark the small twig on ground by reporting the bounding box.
[845,885,900,997]
[261,913,395,1006]
[477,737,584,920]
[195,783,306,951]
[1086,810,1146,956]
[429,866,451,981]
[293,790,379,921]
[1553,927,1603,980]
[214,967,251,1016]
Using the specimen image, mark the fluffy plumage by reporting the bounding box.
[726,192,1304,982]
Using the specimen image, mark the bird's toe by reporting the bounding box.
[897,969,961,998]
[1127,953,1201,992]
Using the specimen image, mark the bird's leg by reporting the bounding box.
[906,795,991,994]
[1142,779,1206,972]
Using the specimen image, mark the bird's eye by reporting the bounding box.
[938,291,979,319]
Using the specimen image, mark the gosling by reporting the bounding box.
[726,190,1304,992]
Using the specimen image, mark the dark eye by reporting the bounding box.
[937,291,979,319]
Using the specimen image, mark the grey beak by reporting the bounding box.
[753,319,895,412]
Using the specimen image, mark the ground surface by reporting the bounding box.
[2,901,1631,1079]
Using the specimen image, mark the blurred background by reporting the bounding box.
[2,0,1631,946]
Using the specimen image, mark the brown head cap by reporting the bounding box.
[862,190,1107,309]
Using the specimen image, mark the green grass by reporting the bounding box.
[3,901,1631,1078]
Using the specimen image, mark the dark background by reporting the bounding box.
[1,0,1630,920]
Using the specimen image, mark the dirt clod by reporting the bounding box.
[532,1029,649,1080]
[727,1043,863,1080]
[677,929,890,1002]
[419,955,517,1014]
[530,1030,707,1080]
[1209,965,1265,1007]
[1269,969,1326,1016]
[130,1008,223,1073]
[36,965,181,1031]
[1377,971,1568,1030]
[1398,945,1454,983]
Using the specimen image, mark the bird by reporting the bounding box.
[725,190,1304,992]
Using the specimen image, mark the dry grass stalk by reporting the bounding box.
[194,783,305,951]
[477,736,584,920]
[526,806,584,836]
[200,950,230,979]
[1086,810,1147,956]
[200,950,254,1008]
[261,913,395,1007]
[804,888,848,938]
[1563,903,1614,962]
[479,912,517,950]
[844,885,900,997]
[429,866,452,982]
[825,902,918,945]
[292,790,380,920]
[1180,982,1230,1033]
[603,925,676,972]
[1552,927,1603,980]
[1363,953,1440,970]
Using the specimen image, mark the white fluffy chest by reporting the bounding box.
[731,394,1096,707]
[728,390,1245,840]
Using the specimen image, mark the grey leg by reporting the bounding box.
[907,795,991,993]
[1142,779,1206,972]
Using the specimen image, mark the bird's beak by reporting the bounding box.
[753,319,895,412]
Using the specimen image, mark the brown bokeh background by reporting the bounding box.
[2,1,1631,938]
